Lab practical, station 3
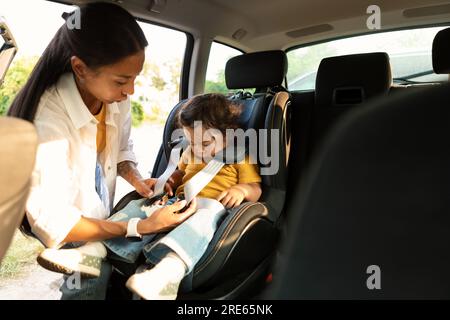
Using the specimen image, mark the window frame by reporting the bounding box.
[212,40,246,55]
[204,40,246,94]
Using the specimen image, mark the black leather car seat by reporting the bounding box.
[271,83,450,299]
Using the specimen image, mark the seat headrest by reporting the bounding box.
[315,52,392,107]
[225,50,288,89]
[432,27,450,74]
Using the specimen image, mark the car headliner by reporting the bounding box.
[50,0,450,52]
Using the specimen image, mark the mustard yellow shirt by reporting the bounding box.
[94,103,107,154]
[176,149,262,200]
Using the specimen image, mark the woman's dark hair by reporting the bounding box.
[177,93,242,133]
[7,2,148,122]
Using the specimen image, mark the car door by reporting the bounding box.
[0,16,17,86]
[0,16,31,264]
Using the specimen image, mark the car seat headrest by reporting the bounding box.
[315,52,392,107]
[432,27,450,74]
[225,50,288,89]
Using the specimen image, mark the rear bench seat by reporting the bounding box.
[286,52,392,199]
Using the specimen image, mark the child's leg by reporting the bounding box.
[126,252,186,300]
[143,198,226,275]
[126,198,226,300]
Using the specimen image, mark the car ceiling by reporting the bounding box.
[52,0,450,51]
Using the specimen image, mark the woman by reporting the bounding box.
[7,2,196,299]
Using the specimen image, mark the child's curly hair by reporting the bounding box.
[177,93,242,133]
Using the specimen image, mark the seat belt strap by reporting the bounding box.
[150,140,245,204]
[183,159,225,203]
[153,143,183,196]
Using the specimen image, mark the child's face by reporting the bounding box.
[183,126,226,160]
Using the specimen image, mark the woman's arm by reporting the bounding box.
[117,160,143,186]
[63,216,128,243]
[117,160,156,197]
[63,198,197,243]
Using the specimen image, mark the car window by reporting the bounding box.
[0,0,74,116]
[0,0,188,203]
[0,1,187,299]
[287,26,448,91]
[0,0,187,202]
[204,42,242,94]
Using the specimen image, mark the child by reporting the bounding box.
[37,93,262,299]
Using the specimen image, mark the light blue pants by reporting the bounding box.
[104,197,226,273]
[143,197,226,273]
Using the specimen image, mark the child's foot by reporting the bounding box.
[126,253,186,300]
[37,242,107,278]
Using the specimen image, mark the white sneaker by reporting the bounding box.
[126,254,186,300]
[37,242,107,278]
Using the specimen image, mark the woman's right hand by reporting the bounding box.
[137,197,197,234]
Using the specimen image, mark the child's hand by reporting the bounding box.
[216,186,246,209]
[165,170,184,197]
[164,177,176,197]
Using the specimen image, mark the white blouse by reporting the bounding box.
[26,73,137,248]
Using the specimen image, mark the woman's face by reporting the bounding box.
[74,50,145,105]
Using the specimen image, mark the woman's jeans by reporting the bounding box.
[60,255,112,300]
[60,160,112,300]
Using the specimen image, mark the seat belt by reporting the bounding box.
[153,143,184,197]
[148,140,245,204]
[183,159,225,203]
